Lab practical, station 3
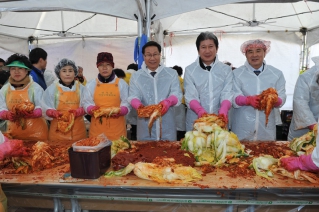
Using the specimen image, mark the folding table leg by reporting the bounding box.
[71,198,81,212]
[53,197,64,212]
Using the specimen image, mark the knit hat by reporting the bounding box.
[96,52,114,68]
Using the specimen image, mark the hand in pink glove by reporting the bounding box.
[131,98,144,110]
[190,100,207,118]
[159,95,178,115]
[25,108,42,119]
[111,106,129,118]
[218,100,231,124]
[46,109,61,119]
[69,107,85,117]
[246,95,260,109]
[0,110,15,121]
[87,105,100,116]
[280,155,319,172]
[274,97,282,107]
[0,139,28,160]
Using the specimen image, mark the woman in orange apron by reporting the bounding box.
[0,54,48,141]
[86,52,130,141]
[42,58,95,142]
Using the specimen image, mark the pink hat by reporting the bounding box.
[240,39,271,55]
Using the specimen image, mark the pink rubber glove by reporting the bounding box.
[46,109,61,119]
[25,108,42,118]
[159,95,178,115]
[218,100,231,123]
[190,100,207,118]
[131,98,144,110]
[111,106,129,118]
[0,110,15,121]
[69,107,85,117]
[235,95,247,106]
[246,95,260,109]
[280,155,319,172]
[0,140,28,160]
[274,97,282,107]
[87,105,100,115]
[218,100,231,116]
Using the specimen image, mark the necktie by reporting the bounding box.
[206,66,211,71]
[150,72,156,77]
[254,70,261,76]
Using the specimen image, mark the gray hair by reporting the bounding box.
[54,58,78,78]
[196,31,219,51]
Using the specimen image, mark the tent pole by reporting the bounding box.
[300,27,308,72]
[145,0,151,39]
[136,1,143,38]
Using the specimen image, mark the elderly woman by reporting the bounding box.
[0,54,48,140]
[42,58,94,142]
[184,32,233,131]
[86,52,130,141]
[288,57,319,140]
[232,39,286,141]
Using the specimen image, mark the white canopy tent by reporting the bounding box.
[0,0,319,110]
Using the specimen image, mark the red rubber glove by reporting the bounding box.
[46,109,61,119]
[159,95,178,115]
[246,95,260,109]
[25,108,42,118]
[87,105,100,116]
[0,110,15,121]
[309,124,316,130]
[280,154,319,172]
[111,106,129,118]
[190,100,207,118]
[0,140,28,160]
[131,98,144,110]
[69,107,85,117]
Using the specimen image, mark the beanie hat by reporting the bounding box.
[96,52,114,68]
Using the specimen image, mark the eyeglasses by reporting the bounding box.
[144,53,160,59]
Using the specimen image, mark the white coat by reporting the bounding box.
[288,65,319,140]
[184,56,233,131]
[232,61,286,141]
[128,63,182,141]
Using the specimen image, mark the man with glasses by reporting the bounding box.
[0,58,9,89]
[128,41,182,141]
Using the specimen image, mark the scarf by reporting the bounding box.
[98,71,115,83]
[59,79,75,89]
[9,75,30,90]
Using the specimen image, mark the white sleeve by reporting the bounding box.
[119,79,131,112]
[79,84,95,112]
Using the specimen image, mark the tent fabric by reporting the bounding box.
[1,0,319,111]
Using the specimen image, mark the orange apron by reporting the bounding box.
[49,82,86,142]
[89,78,126,140]
[6,83,48,141]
